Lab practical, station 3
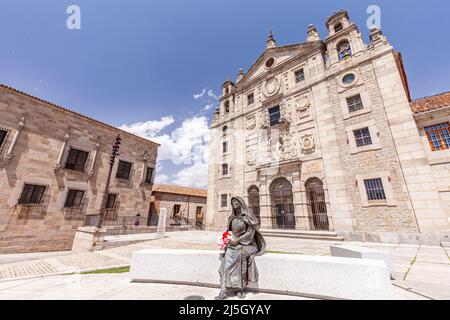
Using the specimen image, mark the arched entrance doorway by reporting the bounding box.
[305,178,329,231]
[248,186,260,223]
[270,177,296,229]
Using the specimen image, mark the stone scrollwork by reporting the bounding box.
[295,95,310,113]
[246,150,256,165]
[280,103,293,123]
[263,77,281,98]
[246,114,257,130]
[258,109,269,128]
[301,134,315,152]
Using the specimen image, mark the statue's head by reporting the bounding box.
[231,197,243,216]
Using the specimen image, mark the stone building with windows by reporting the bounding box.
[206,10,450,245]
[149,184,207,228]
[0,85,159,253]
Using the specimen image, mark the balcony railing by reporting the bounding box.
[16,203,48,219]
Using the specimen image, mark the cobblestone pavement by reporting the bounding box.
[0,231,449,299]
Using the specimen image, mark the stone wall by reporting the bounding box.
[0,86,158,253]
[152,192,206,226]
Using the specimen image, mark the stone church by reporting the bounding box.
[206,10,450,245]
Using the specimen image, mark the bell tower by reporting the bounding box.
[324,10,366,66]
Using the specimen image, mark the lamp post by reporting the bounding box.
[97,134,121,227]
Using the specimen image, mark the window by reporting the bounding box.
[364,178,386,201]
[247,93,254,105]
[223,141,228,154]
[173,204,181,217]
[145,167,154,184]
[425,123,450,151]
[337,40,352,61]
[105,194,117,209]
[353,127,372,147]
[334,22,343,33]
[65,148,89,172]
[342,73,356,85]
[224,101,230,113]
[221,194,228,208]
[268,106,281,126]
[346,94,364,113]
[222,126,228,135]
[222,163,228,176]
[64,190,84,208]
[116,160,132,180]
[265,58,275,68]
[0,129,7,148]
[18,184,46,205]
[294,69,305,83]
[196,206,203,219]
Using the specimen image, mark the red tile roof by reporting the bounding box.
[410,91,450,114]
[152,184,207,198]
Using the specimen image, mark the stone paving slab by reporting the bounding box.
[0,231,449,299]
[0,273,312,300]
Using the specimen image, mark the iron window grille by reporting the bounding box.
[222,164,228,175]
[64,189,85,208]
[425,122,450,151]
[346,94,364,113]
[106,194,117,209]
[269,106,281,126]
[116,160,132,180]
[18,184,46,205]
[295,69,305,83]
[221,194,228,208]
[65,148,89,172]
[145,167,154,184]
[173,204,181,217]
[247,93,254,105]
[364,178,386,200]
[353,127,373,147]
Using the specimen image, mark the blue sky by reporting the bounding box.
[1,0,449,187]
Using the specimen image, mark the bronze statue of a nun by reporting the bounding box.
[215,196,266,300]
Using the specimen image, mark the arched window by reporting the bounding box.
[334,22,343,33]
[337,40,352,61]
[222,126,228,135]
[224,100,230,113]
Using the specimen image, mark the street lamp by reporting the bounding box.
[97,134,121,227]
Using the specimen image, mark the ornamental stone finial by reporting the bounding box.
[267,27,276,48]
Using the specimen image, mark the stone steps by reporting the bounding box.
[260,229,345,241]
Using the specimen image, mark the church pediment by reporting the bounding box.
[239,41,322,86]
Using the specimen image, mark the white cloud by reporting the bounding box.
[207,89,220,100]
[119,116,174,138]
[193,89,207,100]
[120,115,210,188]
[172,162,208,188]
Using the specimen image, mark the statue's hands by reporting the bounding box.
[228,238,239,247]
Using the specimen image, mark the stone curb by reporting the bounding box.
[0,264,130,283]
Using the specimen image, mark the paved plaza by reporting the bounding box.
[0,231,449,300]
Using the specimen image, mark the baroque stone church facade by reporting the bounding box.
[206,10,450,245]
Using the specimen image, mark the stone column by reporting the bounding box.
[54,133,70,170]
[259,174,272,229]
[3,116,25,164]
[89,139,100,176]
